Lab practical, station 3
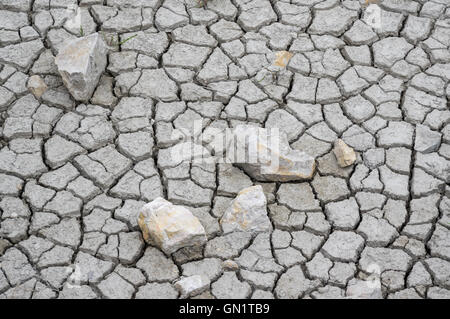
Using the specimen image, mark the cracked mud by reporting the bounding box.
[0,0,449,299]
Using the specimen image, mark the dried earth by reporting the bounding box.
[0,0,449,299]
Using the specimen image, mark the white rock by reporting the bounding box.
[55,33,107,102]
[220,185,272,234]
[228,125,315,181]
[138,198,207,254]
[27,75,47,99]
[333,139,357,167]
[175,275,210,298]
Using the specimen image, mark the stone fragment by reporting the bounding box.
[220,185,271,235]
[138,198,207,254]
[333,139,356,167]
[230,125,315,182]
[27,75,47,99]
[55,33,107,101]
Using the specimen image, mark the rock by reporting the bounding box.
[138,197,207,254]
[55,33,107,102]
[333,139,356,167]
[175,275,210,298]
[27,75,47,99]
[229,125,315,182]
[220,185,272,234]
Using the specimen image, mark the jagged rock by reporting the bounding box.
[27,75,47,99]
[55,33,107,102]
[220,185,272,234]
[333,139,357,167]
[175,275,210,298]
[228,125,315,181]
[138,197,207,254]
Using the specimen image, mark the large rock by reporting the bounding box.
[138,198,207,254]
[220,185,272,234]
[227,125,315,181]
[55,33,107,102]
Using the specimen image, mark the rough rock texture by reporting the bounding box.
[230,125,316,182]
[138,198,207,254]
[55,33,107,101]
[27,75,47,99]
[220,185,272,234]
[333,139,357,167]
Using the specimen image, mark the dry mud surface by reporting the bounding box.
[0,0,449,299]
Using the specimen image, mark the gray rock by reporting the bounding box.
[55,33,107,101]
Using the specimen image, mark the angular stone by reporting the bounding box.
[138,197,207,254]
[55,33,107,101]
[230,125,315,182]
[333,139,356,168]
[220,185,271,235]
[27,75,47,99]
